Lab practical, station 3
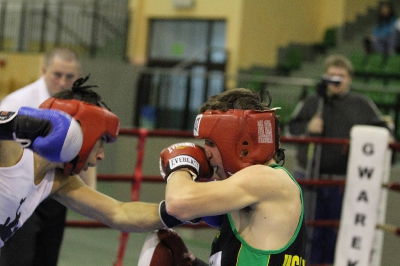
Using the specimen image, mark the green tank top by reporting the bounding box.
[209,164,306,266]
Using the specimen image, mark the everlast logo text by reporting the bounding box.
[169,155,200,172]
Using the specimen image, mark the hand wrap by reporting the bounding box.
[158,201,202,228]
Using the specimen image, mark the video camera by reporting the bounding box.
[321,75,343,86]
[316,75,343,99]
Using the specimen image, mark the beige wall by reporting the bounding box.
[127,0,381,88]
[0,53,43,97]
[238,0,328,68]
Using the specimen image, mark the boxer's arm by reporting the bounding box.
[159,142,213,227]
[165,165,289,221]
[53,174,163,232]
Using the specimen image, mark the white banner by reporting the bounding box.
[334,125,390,266]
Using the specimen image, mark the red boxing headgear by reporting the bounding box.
[193,109,280,177]
[39,98,120,175]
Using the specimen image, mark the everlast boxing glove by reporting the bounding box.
[159,142,213,182]
[0,107,83,162]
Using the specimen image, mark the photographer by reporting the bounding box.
[287,54,391,264]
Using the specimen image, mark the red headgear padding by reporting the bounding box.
[193,109,280,177]
[39,98,120,175]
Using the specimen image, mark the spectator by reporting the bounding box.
[287,54,392,264]
[364,1,398,55]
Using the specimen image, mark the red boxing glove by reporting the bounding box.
[159,142,213,182]
[157,229,196,266]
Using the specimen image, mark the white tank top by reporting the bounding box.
[0,149,54,247]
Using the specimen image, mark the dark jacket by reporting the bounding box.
[288,91,389,175]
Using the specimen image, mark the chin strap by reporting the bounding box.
[276,148,286,166]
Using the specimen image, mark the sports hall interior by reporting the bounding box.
[0,0,399,265]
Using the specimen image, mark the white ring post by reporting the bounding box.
[334,125,391,266]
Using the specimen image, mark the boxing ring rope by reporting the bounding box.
[65,128,400,265]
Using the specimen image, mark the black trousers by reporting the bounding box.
[0,198,67,266]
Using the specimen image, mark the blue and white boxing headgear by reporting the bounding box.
[193,109,281,177]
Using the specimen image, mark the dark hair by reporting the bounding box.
[377,2,396,23]
[53,75,110,110]
[198,88,271,113]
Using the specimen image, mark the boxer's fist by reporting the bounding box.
[2,107,83,162]
[159,142,213,182]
